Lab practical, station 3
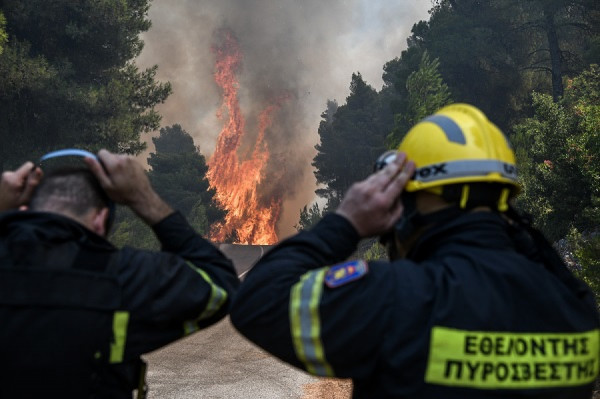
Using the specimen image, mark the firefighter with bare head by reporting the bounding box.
[0,149,238,398]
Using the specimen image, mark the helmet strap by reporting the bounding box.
[386,183,516,259]
[381,192,418,259]
[394,192,419,242]
[386,193,467,259]
[440,183,513,212]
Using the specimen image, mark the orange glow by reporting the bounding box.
[207,28,286,245]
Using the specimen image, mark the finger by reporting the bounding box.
[369,152,405,187]
[388,152,408,176]
[19,167,43,202]
[98,148,125,172]
[379,152,408,190]
[383,160,416,197]
[84,157,112,188]
[14,162,35,180]
[29,166,43,187]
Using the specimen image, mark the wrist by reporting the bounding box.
[334,209,364,237]
[311,213,361,260]
[130,191,173,226]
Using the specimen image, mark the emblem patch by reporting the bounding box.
[324,260,368,288]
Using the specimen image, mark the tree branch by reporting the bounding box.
[521,66,552,73]
[514,20,546,32]
[556,22,591,31]
[529,48,551,57]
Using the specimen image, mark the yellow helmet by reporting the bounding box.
[398,103,519,210]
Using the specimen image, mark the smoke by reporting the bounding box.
[137,0,429,239]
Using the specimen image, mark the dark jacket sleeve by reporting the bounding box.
[230,213,398,379]
[116,212,239,357]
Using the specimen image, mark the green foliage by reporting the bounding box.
[148,124,226,232]
[514,0,600,100]
[387,51,452,148]
[349,238,388,261]
[384,1,528,131]
[111,124,225,248]
[362,241,388,261]
[584,35,600,65]
[513,65,600,240]
[405,52,452,123]
[0,0,171,170]
[3,0,150,77]
[294,203,323,231]
[0,41,59,170]
[0,12,7,55]
[306,0,600,301]
[568,230,600,307]
[189,202,209,236]
[382,35,425,122]
[384,0,600,129]
[312,74,389,211]
[109,207,158,250]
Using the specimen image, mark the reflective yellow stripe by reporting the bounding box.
[183,262,228,334]
[459,184,470,209]
[497,187,510,212]
[289,268,334,377]
[110,311,130,363]
[426,326,600,389]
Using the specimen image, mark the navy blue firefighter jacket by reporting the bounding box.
[0,210,239,398]
[231,211,600,398]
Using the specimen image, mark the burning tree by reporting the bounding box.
[207,28,288,245]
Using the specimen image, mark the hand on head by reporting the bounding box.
[0,162,44,212]
[84,150,154,207]
[335,152,415,238]
[85,149,172,225]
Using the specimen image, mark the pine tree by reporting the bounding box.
[387,51,452,148]
[0,0,171,170]
[294,203,322,231]
[513,65,600,240]
[147,124,226,234]
[313,74,389,211]
[0,12,7,55]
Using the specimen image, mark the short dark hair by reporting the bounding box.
[30,167,110,217]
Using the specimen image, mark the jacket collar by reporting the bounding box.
[407,211,514,262]
[0,210,114,251]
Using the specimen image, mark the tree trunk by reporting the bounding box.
[543,6,564,101]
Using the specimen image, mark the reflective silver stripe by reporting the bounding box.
[414,160,517,183]
[423,115,466,144]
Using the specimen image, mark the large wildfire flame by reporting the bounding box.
[207,28,286,245]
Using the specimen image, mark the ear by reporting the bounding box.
[91,207,110,237]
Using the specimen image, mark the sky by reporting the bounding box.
[136,0,431,237]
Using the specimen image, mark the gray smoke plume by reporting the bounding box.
[137,0,430,239]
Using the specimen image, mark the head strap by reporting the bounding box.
[38,149,115,233]
[39,149,98,163]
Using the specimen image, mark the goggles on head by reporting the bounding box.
[373,150,399,173]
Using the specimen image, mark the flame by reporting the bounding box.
[207,28,286,245]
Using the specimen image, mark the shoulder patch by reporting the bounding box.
[324,260,368,288]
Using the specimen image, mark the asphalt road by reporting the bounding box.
[218,243,271,278]
[144,244,320,398]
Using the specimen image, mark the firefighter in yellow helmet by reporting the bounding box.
[231,104,600,398]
